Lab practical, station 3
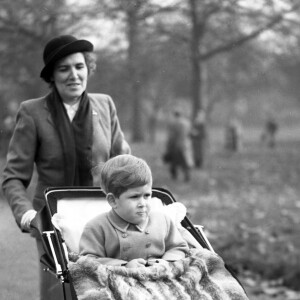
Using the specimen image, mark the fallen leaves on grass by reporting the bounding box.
[242,272,300,300]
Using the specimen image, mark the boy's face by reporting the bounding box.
[109,183,152,226]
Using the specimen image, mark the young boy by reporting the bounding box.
[79,154,189,268]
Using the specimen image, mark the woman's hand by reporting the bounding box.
[126,258,147,268]
[21,210,37,232]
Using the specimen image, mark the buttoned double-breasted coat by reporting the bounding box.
[79,209,189,265]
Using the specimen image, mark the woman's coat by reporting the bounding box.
[2,93,130,228]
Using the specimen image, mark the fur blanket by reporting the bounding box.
[68,248,248,300]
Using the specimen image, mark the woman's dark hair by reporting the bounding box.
[83,52,97,76]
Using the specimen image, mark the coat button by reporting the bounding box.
[145,230,149,234]
[145,242,151,248]
[122,233,128,238]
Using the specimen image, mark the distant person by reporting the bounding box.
[163,109,193,182]
[0,114,15,156]
[261,116,278,148]
[147,103,161,144]
[0,100,18,157]
[224,119,243,152]
[79,154,189,267]
[190,110,206,168]
[2,35,131,300]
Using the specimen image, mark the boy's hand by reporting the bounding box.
[126,258,147,268]
[146,259,169,267]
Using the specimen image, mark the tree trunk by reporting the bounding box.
[190,0,202,117]
[189,0,207,168]
[127,11,144,142]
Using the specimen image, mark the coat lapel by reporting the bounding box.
[44,94,55,127]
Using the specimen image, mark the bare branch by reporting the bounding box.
[200,13,285,61]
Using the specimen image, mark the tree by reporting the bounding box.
[190,0,299,114]
[94,0,179,142]
[157,0,300,166]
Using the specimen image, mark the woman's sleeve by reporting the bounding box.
[2,104,37,228]
[107,96,131,156]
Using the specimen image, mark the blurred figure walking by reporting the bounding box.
[163,109,193,182]
[261,116,279,148]
[190,110,206,168]
[224,118,243,152]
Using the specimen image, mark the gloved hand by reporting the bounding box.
[20,209,37,232]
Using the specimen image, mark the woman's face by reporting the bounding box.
[52,52,88,104]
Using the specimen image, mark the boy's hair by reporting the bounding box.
[100,154,152,197]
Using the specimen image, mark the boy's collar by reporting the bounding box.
[107,210,149,233]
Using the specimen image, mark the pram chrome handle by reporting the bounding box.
[43,231,63,280]
[194,225,215,253]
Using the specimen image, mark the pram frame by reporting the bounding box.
[32,186,217,300]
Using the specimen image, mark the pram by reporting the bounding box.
[31,186,246,300]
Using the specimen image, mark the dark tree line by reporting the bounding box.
[1,0,300,163]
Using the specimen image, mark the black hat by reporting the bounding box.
[40,35,94,82]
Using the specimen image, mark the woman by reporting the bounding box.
[2,35,130,299]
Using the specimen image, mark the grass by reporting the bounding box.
[1,125,300,299]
